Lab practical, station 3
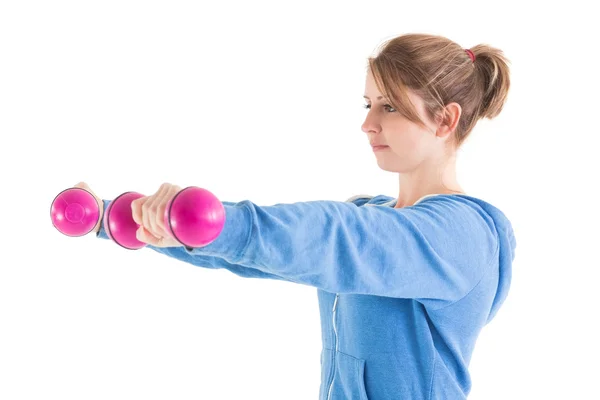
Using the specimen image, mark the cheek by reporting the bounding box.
[388,129,429,158]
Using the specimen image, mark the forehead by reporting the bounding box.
[364,70,421,104]
[364,69,381,96]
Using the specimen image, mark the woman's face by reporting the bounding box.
[361,70,440,173]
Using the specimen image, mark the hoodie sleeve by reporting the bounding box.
[96,200,291,282]
[184,195,500,308]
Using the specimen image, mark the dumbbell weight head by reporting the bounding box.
[51,188,100,236]
[104,191,146,250]
[164,186,225,248]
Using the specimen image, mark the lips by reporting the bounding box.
[371,144,389,149]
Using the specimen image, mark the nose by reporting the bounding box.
[361,111,380,135]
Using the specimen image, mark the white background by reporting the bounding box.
[1,0,598,399]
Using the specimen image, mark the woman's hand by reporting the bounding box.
[130,183,183,248]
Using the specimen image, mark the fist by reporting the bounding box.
[130,183,183,247]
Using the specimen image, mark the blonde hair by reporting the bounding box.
[367,33,511,148]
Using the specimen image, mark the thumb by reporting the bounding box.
[136,225,160,246]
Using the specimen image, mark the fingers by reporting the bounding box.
[74,182,94,196]
[133,183,181,239]
[131,196,146,225]
[156,184,181,237]
[136,224,181,248]
[136,225,162,246]
[143,185,165,238]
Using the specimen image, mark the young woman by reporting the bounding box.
[78,32,516,399]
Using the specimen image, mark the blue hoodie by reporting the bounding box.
[97,192,516,399]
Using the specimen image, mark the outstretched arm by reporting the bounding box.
[183,195,500,308]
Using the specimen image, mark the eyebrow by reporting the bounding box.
[363,95,384,100]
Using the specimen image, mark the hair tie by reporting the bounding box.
[465,49,475,63]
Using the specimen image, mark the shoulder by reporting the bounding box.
[413,194,512,231]
[410,194,501,231]
[411,194,517,258]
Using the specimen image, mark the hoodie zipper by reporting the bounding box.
[326,294,339,400]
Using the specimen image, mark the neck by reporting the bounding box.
[394,156,464,208]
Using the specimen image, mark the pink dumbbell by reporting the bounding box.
[51,186,225,249]
[50,187,100,237]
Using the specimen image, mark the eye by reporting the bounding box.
[363,104,396,113]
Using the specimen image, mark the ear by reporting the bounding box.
[435,102,462,140]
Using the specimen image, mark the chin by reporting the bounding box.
[377,163,402,173]
[374,157,404,172]
[376,153,422,173]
